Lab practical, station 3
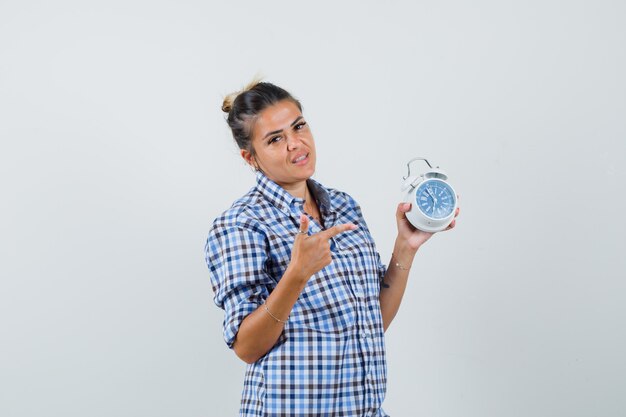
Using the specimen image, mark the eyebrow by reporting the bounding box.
[263,116,304,139]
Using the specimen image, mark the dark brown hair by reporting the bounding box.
[222,79,302,155]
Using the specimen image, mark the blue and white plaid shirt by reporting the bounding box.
[205,172,389,416]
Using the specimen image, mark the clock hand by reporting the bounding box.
[426,187,437,203]
[424,191,435,215]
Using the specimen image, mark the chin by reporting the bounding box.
[302,166,315,179]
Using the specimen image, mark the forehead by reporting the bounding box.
[252,100,302,139]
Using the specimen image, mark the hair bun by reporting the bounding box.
[221,75,265,114]
[222,93,236,113]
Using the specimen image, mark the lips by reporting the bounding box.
[291,153,309,164]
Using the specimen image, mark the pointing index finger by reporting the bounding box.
[319,223,357,240]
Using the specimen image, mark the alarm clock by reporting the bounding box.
[401,157,458,233]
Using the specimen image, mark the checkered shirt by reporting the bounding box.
[205,172,389,416]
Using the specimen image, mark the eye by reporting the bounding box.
[295,121,307,130]
[268,136,282,145]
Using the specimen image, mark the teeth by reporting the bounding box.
[293,154,307,163]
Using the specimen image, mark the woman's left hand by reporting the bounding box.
[396,202,460,252]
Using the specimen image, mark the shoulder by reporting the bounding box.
[333,188,359,206]
[319,183,373,233]
[208,187,268,238]
[325,185,362,214]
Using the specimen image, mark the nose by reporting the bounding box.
[285,132,300,151]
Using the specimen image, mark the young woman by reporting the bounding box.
[205,81,459,416]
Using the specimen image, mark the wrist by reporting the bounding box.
[284,263,311,288]
[393,239,417,265]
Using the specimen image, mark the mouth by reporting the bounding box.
[291,153,309,165]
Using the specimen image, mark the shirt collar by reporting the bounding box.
[306,177,332,218]
[255,171,333,218]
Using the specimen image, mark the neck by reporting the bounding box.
[277,180,308,200]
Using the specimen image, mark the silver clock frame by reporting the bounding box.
[400,157,458,233]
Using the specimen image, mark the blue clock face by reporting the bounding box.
[415,179,456,219]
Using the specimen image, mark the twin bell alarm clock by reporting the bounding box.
[401,157,458,233]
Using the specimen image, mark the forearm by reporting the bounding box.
[232,266,308,364]
[379,239,417,331]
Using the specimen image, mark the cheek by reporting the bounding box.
[264,149,288,166]
[304,134,316,149]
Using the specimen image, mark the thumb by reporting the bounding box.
[396,202,411,221]
[299,213,310,235]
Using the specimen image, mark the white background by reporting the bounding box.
[1,1,625,416]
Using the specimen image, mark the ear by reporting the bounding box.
[240,149,255,169]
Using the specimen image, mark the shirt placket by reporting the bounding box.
[290,200,326,236]
[342,252,377,411]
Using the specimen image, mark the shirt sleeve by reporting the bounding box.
[205,220,274,348]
